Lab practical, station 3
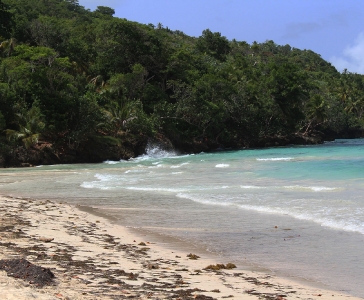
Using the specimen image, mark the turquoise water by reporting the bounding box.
[1,139,364,297]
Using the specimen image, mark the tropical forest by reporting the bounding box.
[1,0,364,167]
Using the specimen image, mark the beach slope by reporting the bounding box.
[0,196,359,300]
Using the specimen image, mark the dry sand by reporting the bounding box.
[0,195,360,300]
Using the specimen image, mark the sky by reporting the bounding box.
[78,0,364,74]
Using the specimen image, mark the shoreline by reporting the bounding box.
[72,203,364,297]
[0,195,360,300]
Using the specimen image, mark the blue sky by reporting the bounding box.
[78,0,364,74]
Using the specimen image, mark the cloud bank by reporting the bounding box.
[330,32,364,74]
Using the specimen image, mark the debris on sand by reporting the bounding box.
[0,258,55,287]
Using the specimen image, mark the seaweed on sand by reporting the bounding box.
[0,258,55,287]
[204,263,237,271]
[187,253,200,260]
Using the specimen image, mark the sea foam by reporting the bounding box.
[283,185,337,192]
[103,160,121,164]
[170,162,190,168]
[215,164,230,168]
[176,193,364,235]
[131,143,178,162]
[256,157,293,161]
[240,185,265,189]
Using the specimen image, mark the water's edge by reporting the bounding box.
[75,199,340,294]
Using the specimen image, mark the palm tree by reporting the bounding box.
[5,106,45,148]
[303,94,327,135]
[102,97,138,136]
[0,38,16,57]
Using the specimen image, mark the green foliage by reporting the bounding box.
[0,0,13,39]
[0,111,5,130]
[66,90,106,149]
[92,18,161,78]
[0,0,363,164]
[91,135,122,146]
[264,61,308,130]
[100,64,149,135]
[196,29,230,61]
[5,105,44,148]
[94,6,115,17]
[29,15,70,54]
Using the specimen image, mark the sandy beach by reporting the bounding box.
[0,195,360,300]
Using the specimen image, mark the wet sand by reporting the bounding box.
[0,195,360,300]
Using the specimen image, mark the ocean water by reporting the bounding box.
[1,139,364,297]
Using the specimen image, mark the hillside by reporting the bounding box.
[1,0,363,167]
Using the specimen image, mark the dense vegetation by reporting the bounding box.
[1,0,364,166]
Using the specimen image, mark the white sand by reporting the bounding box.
[0,195,360,300]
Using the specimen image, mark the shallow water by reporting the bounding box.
[1,139,364,297]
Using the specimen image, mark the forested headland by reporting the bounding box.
[1,0,363,167]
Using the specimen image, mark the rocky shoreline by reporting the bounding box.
[0,131,333,168]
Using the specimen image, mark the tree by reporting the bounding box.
[0,0,13,39]
[101,64,148,135]
[1,0,364,165]
[93,18,160,78]
[337,72,364,127]
[196,29,230,61]
[67,91,105,148]
[5,105,44,148]
[95,6,115,17]
[303,94,328,134]
[0,37,16,57]
[29,16,69,52]
[0,111,5,131]
[167,71,234,143]
[6,45,84,138]
[264,61,308,131]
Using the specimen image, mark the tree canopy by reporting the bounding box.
[1,0,363,166]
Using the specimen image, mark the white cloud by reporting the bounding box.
[330,32,364,74]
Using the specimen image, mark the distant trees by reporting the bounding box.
[196,29,230,61]
[0,0,13,39]
[94,6,115,17]
[0,0,363,166]
[5,106,44,148]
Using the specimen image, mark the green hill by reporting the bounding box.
[0,0,363,166]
